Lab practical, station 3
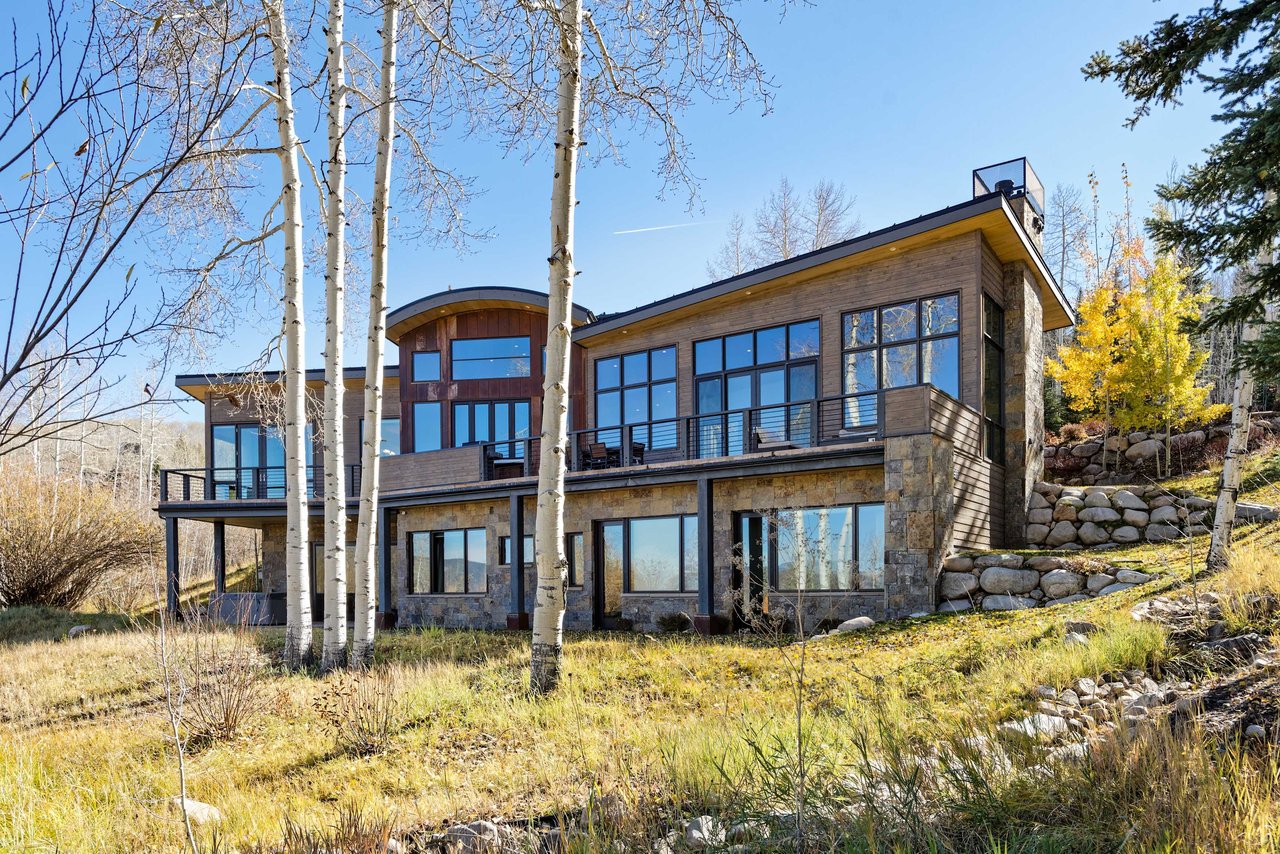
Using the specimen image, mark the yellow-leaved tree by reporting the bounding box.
[1113,253,1229,476]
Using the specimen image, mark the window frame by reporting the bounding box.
[406,527,488,595]
[451,399,531,457]
[593,344,679,450]
[450,336,533,380]
[411,401,442,453]
[841,291,961,402]
[601,514,699,595]
[358,416,401,457]
[982,293,1006,464]
[740,502,885,593]
[412,350,441,382]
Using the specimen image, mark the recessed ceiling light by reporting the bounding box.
[745,290,752,295]
[889,246,897,252]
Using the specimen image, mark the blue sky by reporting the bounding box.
[6,1,1227,417]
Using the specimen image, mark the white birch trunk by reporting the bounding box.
[265,0,312,666]
[320,0,348,672]
[1208,189,1272,571]
[530,0,584,695]
[352,0,399,668]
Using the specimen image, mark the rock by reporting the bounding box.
[1027,508,1054,525]
[1237,502,1279,522]
[1111,525,1141,544]
[1115,569,1152,584]
[1035,685,1058,700]
[1053,503,1080,523]
[726,821,767,845]
[1078,506,1121,524]
[66,625,95,640]
[168,798,223,827]
[1195,632,1269,660]
[940,572,980,599]
[1046,520,1080,547]
[1064,632,1090,646]
[1072,442,1102,458]
[685,816,724,850]
[1059,543,1084,551]
[937,600,973,614]
[1127,432,1148,443]
[943,555,974,572]
[1083,491,1111,508]
[1086,573,1115,592]
[1188,524,1211,537]
[983,594,1038,611]
[979,567,1041,595]
[1066,620,1101,635]
[1078,522,1111,546]
[1149,505,1182,525]
[1026,556,1065,571]
[1026,524,1051,544]
[998,713,1069,744]
[1097,582,1136,597]
[833,616,875,633]
[1122,509,1150,527]
[1182,496,1215,511]
[1125,439,1161,462]
[1146,524,1183,543]
[1111,490,1147,511]
[975,553,1025,569]
[1150,495,1176,509]
[1029,491,1052,510]
[1246,724,1267,741]
[387,839,407,854]
[1051,593,1092,605]
[1041,569,1086,599]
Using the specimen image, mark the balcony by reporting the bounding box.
[479,392,881,480]
[159,464,362,503]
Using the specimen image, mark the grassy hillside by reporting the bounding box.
[2,458,1279,851]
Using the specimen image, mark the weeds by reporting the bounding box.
[313,667,402,756]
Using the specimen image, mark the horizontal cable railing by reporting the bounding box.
[480,392,881,481]
[159,464,361,502]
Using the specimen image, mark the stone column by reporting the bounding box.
[882,432,955,617]
[1002,261,1045,544]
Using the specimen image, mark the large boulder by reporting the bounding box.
[833,616,875,633]
[1053,501,1080,522]
[1026,524,1051,545]
[1238,502,1279,522]
[1041,569,1086,599]
[1078,506,1121,524]
[1182,496,1215,511]
[1111,490,1147,511]
[1027,508,1054,525]
[975,553,1025,569]
[1029,491,1052,510]
[1122,509,1150,527]
[1072,442,1102,458]
[1084,491,1112,508]
[1097,582,1136,597]
[1125,439,1161,462]
[983,594,1038,611]
[943,555,975,572]
[1045,520,1080,547]
[1086,573,1116,593]
[1026,556,1065,571]
[940,572,980,599]
[1149,505,1182,525]
[1078,522,1111,546]
[168,798,223,827]
[1146,524,1183,543]
[979,566,1041,595]
[1111,525,1141,544]
[1115,569,1152,585]
[937,599,973,614]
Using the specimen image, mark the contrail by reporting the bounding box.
[613,221,713,235]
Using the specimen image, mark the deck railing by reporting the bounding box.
[159,464,361,502]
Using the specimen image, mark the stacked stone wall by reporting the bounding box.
[938,552,1155,613]
[1025,483,1214,550]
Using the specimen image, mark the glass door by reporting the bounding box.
[595,522,625,629]
[733,513,768,628]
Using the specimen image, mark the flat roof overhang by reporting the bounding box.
[385,286,596,345]
[174,366,400,403]
[576,192,1075,344]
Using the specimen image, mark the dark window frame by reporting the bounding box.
[450,336,533,380]
[452,399,531,457]
[406,527,488,595]
[594,344,679,449]
[210,421,316,498]
[693,319,822,382]
[841,291,961,403]
[498,534,535,567]
[358,416,401,457]
[736,502,886,593]
[599,514,699,594]
[982,293,1006,464]
[566,532,584,588]
[411,401,442,453]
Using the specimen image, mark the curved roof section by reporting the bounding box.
[386,286,595,343]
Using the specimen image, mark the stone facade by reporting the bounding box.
[883,433,954,617]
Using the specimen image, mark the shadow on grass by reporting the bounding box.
[0,605,136,645]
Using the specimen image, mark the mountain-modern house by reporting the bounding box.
[158,158,1073,632]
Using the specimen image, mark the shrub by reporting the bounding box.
[1081,418,1108,437]
[1057,423,1088,443]
[0,464,159,609]
[313,668,402,756]
[177,617,274,747]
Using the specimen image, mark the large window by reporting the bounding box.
[412,402,442,452]
[500,532,583,586]
[359,417,401,457]
[842,293,959,427]
[412,351,441,382]
[595,346,677,450]
[407,528,487,594]
[693,319,820,456]
[599,515,698,593]
[983,294,1005,463]
[451,336,531,380]
[211,422,313,498]
[453,400,531,458]
[740,503,884,592]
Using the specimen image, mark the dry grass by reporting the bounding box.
[2,456,1279,850]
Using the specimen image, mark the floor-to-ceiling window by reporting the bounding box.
[453,400,531,458]
[211,422,313,498]
[841,292,959,430]
[594,345,677,450]
[983,294,1005,463]
[693,319,820,457]
[734,503,885,593]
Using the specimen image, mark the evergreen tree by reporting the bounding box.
[1084,1,1280,382]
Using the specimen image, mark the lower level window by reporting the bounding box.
[502,532,584,587]
[744,503,884,592]
[599,515,698,593]
[407,528,487,594]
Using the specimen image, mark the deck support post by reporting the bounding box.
[165,517,181,617]
[507,493,528,629]
[212,520,226,596]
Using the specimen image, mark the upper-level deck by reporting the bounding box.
[159,183,1073,514]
